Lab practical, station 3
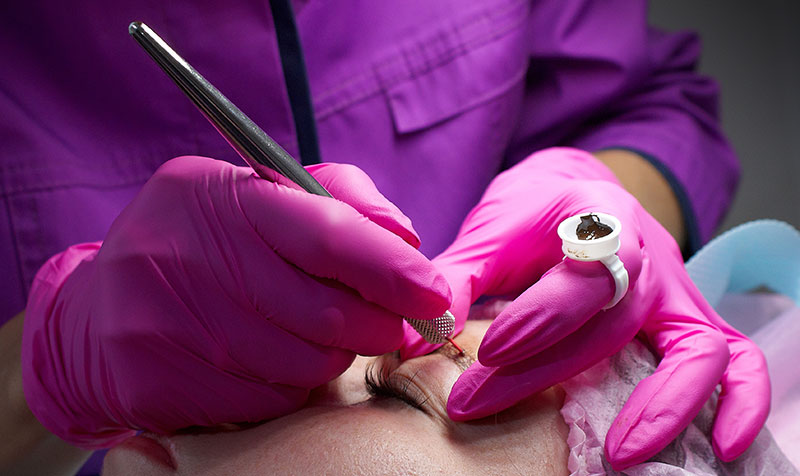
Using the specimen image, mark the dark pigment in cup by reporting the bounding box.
[576,214,613,240]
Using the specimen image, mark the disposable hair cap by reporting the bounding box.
[686,219,800,307]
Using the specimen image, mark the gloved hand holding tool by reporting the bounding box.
[402,147,770,469]
[22,23,451,449]
[23,157,450,449]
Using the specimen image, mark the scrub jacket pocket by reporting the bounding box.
[376,0,530,134]
[308,0,532,256]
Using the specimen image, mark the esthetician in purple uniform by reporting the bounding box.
[0,0,770,474]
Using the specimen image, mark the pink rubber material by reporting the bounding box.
[22,157,451,448]
[401,147,769,469]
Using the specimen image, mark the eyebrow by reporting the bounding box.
[434,342,476,372]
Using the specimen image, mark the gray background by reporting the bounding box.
[649,1,800,237]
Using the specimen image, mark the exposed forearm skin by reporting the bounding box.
[593,149,686,248]
[0,312,90,476]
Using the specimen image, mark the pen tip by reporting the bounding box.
[447,338,464,355]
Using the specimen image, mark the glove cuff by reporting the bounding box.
[22,242,136,449]
[515,147,623,185]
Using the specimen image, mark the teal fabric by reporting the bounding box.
[686,220,800,307]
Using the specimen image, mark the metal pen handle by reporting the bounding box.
[128,21,330,197]
[128,21,455,345]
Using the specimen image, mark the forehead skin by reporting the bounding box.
[102,321,569,475]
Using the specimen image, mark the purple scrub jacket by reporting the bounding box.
[0,0,739,327]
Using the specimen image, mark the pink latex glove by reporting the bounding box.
[402,148,769,468]
[23,156,450,449]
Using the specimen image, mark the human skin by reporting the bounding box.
[0,311,91,476]
[0,149,682,475]
[594,149,685,246]
[101,320,570,475]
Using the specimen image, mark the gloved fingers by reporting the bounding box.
[399,259,477,359]
[667,266,771,460]
[100,196,408,357]
[195,229,407,356]
[214,313,359,388]
[710,337,770,462]
[233,167,451,321]
[242,255,407,356]
[94,253,362,387]
[156,376,310,433]
[113,326,345,434]
[305,162,421,248]
[477,259,613,367]
[604,317,730,470]
[447,305,642,421]
[399,319,446,360]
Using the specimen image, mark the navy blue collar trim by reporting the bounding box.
[270,0,322,166]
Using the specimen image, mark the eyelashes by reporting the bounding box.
[365,361,430,413]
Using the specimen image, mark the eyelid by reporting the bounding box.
[364,346,473,423]
[365,361,431,414]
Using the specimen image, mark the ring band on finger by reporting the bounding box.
[557,212,629,309]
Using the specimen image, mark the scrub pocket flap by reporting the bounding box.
[376,0,529,134]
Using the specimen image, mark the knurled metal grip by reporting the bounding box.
[404,310,455,344]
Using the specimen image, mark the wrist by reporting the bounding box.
[1,312,92,474]
[592,149,686,247]
[0,313,41,463]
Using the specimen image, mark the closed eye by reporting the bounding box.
[365,362,430,413]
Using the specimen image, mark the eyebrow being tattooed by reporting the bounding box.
[434,343,476,372]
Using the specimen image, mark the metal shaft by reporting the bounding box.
[128,21,330,197]
[128,21,454,345]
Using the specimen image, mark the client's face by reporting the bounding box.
[102,321,569,475]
